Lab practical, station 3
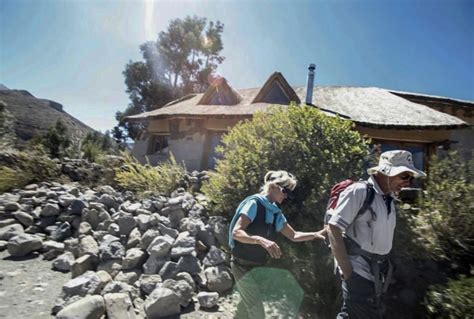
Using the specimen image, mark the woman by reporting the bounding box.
[229,170,326,318]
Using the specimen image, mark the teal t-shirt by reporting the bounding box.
[228,194,287,249]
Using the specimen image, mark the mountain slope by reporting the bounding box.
[0,88,95,145]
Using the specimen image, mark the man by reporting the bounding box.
[327,150,426,318]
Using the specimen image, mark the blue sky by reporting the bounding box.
[1,0,473,132]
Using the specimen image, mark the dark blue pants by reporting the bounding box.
[336,273,384,319]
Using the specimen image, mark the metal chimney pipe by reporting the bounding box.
[305,63,316,105]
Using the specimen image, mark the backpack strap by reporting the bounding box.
[352,182,376,238]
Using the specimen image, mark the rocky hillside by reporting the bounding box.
[0,86,95,145]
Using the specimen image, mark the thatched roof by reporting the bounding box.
[126,76,469,129]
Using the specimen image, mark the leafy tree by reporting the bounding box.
[42,119,71,158]
[413,151,473,269]
[115,15,225,141]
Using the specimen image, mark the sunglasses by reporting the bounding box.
[399,174,414,182]
[278,185,292,194]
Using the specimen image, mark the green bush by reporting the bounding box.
[414,151,473,265]
[41,119,71,158]
[114,152,186,196]
[202,104,369,316]
[0,150,59,193]
[80,131,117,162]
[425,274,474,318]
[202,104,369,219]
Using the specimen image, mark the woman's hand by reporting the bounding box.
[312,229,326,241]
[257,237,282,259]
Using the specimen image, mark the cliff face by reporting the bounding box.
[0,87,95,145]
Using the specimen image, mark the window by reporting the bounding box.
[149,135,169,154]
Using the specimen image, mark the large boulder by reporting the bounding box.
[0,223,24,241]
[143,287,181,318]
[104,293,136,319]
[7,233,42,257]
[204,265,233,293]
[56,295,105,319]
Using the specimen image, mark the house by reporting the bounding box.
[126,67,471,172]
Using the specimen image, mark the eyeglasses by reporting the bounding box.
[399,174,414,182]
[278,185,292,194]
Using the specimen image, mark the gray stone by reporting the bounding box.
[146,235,174,257]
[169,208,186,229]
[0,223,24,241]
[203,246,227,267]
[114,270,140,285]
[78,222,92,235]
[82,208,101,230]
[0,240,8,251]
[158,261,180,280]
[7,233,42,256]
[102,281,139,301]
[12,211,34,227]
[144,287,181,318]
[67,199,88,215]
[197,224,216,248]
[135,214,151,232]
[175,272,196,291]
[0,218,17,228]
[53,252,75,272]
[56,295,105,319]
[64,238,80,258]
[50,222,72,242]
[58,194,77,207]
[104,293,136,319]
[99,235,125,261]
[40,203,60,216]
[143,252,169,274]
[177,255,201,275]
[62,270,111,297]
[71,254,97,278]
[79,235,99,258]
[126,227,141,249]
[162,279,194,307]
[208,216,229,248]
[139,274,162,295]
[99,194,118,209]
[204,265,233,293]
[97,259,122,278]
[170,232,196,258]
[140,229,160,250]
[157,222,178,239]
[4,202,21,211]
[122,248,147,270]
[197,291,219,308]
[117,214,137,236]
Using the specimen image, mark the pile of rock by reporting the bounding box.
[0,182,232,318]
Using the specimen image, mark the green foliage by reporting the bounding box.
[203,104,369,219]
[115,15,225,141]
[0,100,15,150]
[81,131,116,162]
[41,119,71,158]
[414,151,473,265]
[425,274,474,318]
[202,104,369,316]
[0,150,59,193]
[114,152,186,196]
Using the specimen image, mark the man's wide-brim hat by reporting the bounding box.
[367,150,426,178]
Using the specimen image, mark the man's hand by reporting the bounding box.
[257,237,282,259]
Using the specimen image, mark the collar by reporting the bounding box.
[368,175,393,196]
